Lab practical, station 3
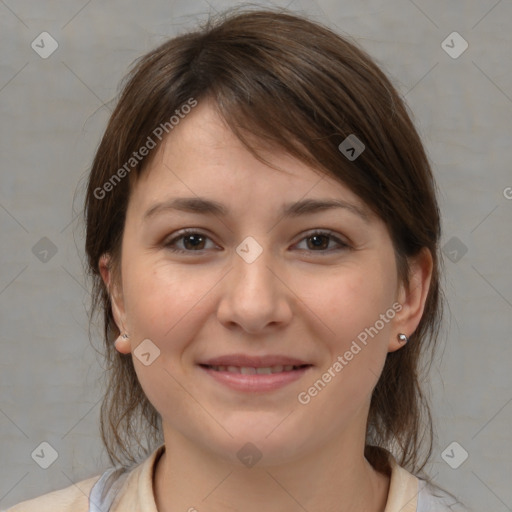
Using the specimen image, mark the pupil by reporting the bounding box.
[308,234,328,250]
[184,235,204,250]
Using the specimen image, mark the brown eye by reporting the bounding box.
[181,234,206,250]
[165,230,217,253]
[306,234,330,250]
[294,230,350,253]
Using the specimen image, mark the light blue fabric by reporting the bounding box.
[88,467,129,512]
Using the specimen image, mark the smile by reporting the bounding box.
[202,364,308,374]
[198,363,313,392]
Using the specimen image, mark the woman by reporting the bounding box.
[6,8,469,512]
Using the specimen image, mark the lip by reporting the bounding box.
[198,354,313,393]
[200,365,311,392]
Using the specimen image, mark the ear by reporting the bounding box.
[99,254,131,354]
[388,247,433,353]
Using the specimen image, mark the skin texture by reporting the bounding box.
[100,99,433,512]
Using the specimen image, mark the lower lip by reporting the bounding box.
[199,365,311,392]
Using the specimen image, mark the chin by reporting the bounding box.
[208,413,313,467]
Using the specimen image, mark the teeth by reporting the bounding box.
[208,364,303,374]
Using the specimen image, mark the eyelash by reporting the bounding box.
[163,228,350,255]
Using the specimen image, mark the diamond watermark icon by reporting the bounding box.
[237,442,263,468]
[338,134,365,161]
[441,32,468,59]
[442,236,468,263]
[236,236,263,264]
[441,441,468,469]
[31,441,59,469]
[31,32,59,59]
[32,237,58,263]
[134,338,161,366]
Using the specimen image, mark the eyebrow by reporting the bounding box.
[143,197,370,223]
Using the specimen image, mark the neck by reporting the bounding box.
[153,426,390,512]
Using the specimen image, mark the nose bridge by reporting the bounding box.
[232,239,277,303]
[217,238,291,331]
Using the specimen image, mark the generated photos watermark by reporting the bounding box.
[297,301,403,405]
[93,97,198,200]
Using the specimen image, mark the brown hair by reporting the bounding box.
[84,8,443,473]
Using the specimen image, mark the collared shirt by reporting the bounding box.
[3,444,468,511]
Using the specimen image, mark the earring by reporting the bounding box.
[397,333,409,344]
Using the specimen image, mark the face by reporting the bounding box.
[102,100,430,466]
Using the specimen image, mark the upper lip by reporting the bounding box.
[199,354,311,368]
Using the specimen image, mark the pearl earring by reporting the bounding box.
[397,333,409,344]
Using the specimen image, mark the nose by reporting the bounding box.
[216,245,293,334]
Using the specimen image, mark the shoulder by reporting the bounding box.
[2,475,100,512]
[378,447,471,512]
[2,445,165,512]
[417,478,471,512]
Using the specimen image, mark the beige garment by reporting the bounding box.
[5,444,419,512]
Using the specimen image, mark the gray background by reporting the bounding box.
[1,0,511,510]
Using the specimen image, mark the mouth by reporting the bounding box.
[197,355,313,392]
[200,364,310,374]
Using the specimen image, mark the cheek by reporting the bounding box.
[297,272,395,423]
[122,258,217,345]
[297,260,397,412]
[302,261,396,346]
[120,260,213,419]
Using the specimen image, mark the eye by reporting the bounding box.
[164,229,218,253]
[294,230,350,253]
[163,228,350,255]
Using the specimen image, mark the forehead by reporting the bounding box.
[128,100,371,219]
